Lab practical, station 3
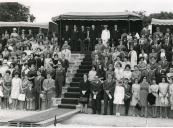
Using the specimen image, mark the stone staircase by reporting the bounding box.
[58,53,92,109]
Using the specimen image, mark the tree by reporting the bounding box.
[0,2,35,22]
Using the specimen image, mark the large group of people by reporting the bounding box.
[79,26,173,118]
[0,28,71,110]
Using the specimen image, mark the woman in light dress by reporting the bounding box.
[88,66,97,82]
[140,76,149,117]
[122,64,132,81]
[11,72,22,110]
[149,79,159,118]
[44,53,52,69]
[131,78,140,116]
[114,62,123,81]
[128,46,137,70]
[113,80,125,116]
[158,77,169,118]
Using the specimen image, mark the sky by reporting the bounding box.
[0,0,173,22]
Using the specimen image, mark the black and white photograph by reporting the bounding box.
[1,0,173,127]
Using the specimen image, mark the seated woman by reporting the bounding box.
[88,66,97,82]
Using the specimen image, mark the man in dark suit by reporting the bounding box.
[34,69,44,110]
[60,54,69,86]
[90,76,103,114]
[111,25,120,47]
[71,25,79,51]
[62,25,71,43]
[78,26,86,52]
[90,25,98,51]
[103,74,115,115]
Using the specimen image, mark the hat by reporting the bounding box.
[104,25,108,28]
[22,29,25,32]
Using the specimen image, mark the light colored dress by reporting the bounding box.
[113,85,124,105]
[159,83,169,107]
[140,82,149,107]
[123,70,132,80]
[114,68,123,80]
[88,70,97,81]
[149,84,160,106]
[131,84,140,106]
[129,50,137,70]
[11,77,22,99]
[169,84,173,110]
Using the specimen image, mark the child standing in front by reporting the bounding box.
[113,80,125,116]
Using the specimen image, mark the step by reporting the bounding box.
[72,77,83,82]
[81,61,92,65]
[79,65,92,70]
[70,82,80,87]
[61,98,79,105]
[58,104,76,109]
[77,69,90,74]
[67,87,80,92]
[64,92,80,98]
[83,58,92,61]
[75,73,84,77]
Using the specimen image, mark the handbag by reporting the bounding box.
[78,97,88,103]
[124,92,131,101]
[147,93,156,105]
[135,101,142,111]
[18,94,26,101]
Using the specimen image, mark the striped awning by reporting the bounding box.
[52,12,142,21]
[151,18,173,25]
[0,22,49,29]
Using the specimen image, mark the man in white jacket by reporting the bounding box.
[101,25,110,47]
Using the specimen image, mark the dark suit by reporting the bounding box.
[78,30,86,52]
[62,30,71,42]
[71,29,79,51]
[124,83,132,116]
[90,29,98,50]
[55,67,65,97]
[60,58,69,86]
[103,80,115,115]
[34,76,44,110]
[90,80,102,114]
[111,30,120,46]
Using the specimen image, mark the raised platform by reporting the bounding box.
[0,107,80,127]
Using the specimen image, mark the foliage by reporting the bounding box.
[0,2,35,22]
[131,11,173,26]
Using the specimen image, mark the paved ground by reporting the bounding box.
[59,113,173,127]
[0,109,38,124]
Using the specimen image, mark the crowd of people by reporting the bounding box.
[78,26,173,118]
[0,28,71,110]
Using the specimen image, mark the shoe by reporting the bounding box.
[118,113,120,116]
[116,113,118,116]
